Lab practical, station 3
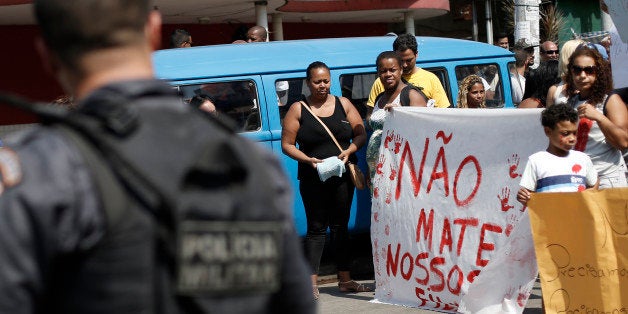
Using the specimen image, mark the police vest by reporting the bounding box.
[2,88,285,313]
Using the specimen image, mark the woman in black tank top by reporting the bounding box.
[281,61,368,298]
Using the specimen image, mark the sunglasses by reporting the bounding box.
[571,65,596,75]
[577,42,597,50]
[542,49,559,55]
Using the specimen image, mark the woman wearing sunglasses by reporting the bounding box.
[566,44,628,188]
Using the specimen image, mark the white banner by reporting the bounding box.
[607,0,628,88]
[371,108,547,313]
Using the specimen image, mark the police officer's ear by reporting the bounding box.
[145,9,162,51]
[34,37,70,93]
[34,37,53,76]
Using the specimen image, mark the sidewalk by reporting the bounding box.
[315,277,544,314]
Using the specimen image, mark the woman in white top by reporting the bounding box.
[566,43,628,188]
[366,51,427,190]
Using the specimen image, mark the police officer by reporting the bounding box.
[0,1,314,313]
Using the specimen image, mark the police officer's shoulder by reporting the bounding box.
[0,125,98,193]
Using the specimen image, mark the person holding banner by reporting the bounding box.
[456,75,486,108]
[366,34,451,108]
[517,104,599,205]
[281,61,368,299]
[366,51,428,186]
[566,44,628,188]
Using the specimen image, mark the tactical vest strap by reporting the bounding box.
[57,126,128,230]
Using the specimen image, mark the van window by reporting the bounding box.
[507,61,521,106]
[175,80,261,132]
[275,78,309,123]
[424,67,451,105]
[340,73,377,119]
[455,64,504,108]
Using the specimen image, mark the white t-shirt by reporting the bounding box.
[553,81,569,106]
[510,72,526,104]
[520,150,598,192]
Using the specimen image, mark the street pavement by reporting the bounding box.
[315,277,544,314]
[314,235,544,314]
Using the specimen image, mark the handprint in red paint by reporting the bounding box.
[517,293,528,307]
[507,154,522,178]
[393,134,404,154]
[376,154,385,175]
[498,187,514,212]
[389,165,397,181]
[383,130,394,149]
[505,214,519,236]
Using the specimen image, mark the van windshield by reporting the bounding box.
[175,80,261,132]
[455,63,504,108]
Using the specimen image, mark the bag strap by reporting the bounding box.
[374,84,428,108]
[601,94,609,116]
[299,100,344,154]
[403,85,429,105]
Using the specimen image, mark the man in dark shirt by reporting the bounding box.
[0,1,314,313]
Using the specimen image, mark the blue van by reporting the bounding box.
[153,36,515,236]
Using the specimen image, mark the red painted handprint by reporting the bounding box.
[385,191,392,204]
[393,134,404,154]
[383,130,394,149]
[389,164,397,181]
[508,154,522,178]
[376,154,385,175]
[498,187,514,212]
[505,214,519,236]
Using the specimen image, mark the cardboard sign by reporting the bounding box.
[527,188,628,313]
[371,108,546,313]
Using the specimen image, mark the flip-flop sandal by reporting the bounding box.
[338,280,372,292]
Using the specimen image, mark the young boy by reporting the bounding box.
[517,104,599,205]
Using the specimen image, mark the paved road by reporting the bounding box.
[315,278,543,314]
[315,235,544,313]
